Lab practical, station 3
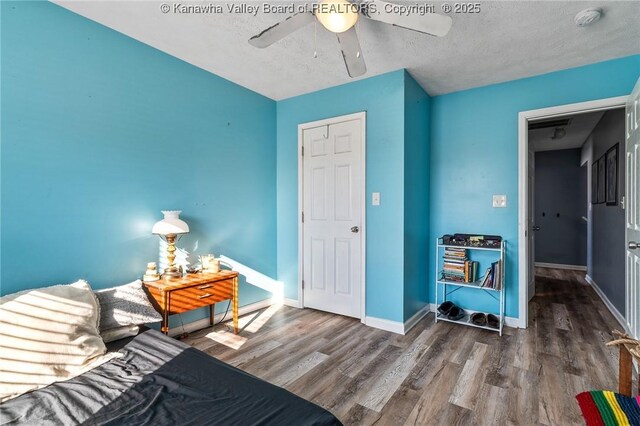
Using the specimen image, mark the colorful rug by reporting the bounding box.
[576,391,640,425]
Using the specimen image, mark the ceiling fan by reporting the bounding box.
[248,0,453,78]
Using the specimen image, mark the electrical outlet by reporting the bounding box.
[493,195,507,208]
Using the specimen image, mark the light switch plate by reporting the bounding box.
[493,195,507,208]
[372,192,380,206]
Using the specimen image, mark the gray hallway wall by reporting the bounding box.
[534,148,587,266]
[588,109,626,315]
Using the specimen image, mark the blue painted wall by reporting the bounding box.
[403,72,430,321]
[3,2,638,327]
[429,55,640,318]
[534,148,587,266]
[1,1,277,325]
[277,70,407,322]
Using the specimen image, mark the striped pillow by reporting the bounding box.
[0,281,118,402]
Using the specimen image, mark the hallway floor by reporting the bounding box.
[183,267,622,425]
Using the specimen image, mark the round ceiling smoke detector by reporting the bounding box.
[575,8,603,27]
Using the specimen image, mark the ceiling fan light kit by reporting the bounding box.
[248,0,453,78]
[315,0,359,33]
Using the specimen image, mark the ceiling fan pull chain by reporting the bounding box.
[357,17,362,55]
[314,20,318,58]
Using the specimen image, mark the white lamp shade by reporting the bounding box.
[152,210,190,235]
[316,0,359,33]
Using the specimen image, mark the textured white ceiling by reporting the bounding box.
[530,110,605,152]
[53,1,640,100]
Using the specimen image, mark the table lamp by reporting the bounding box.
[152,210,189,278]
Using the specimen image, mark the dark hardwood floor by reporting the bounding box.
[183,268,621,425]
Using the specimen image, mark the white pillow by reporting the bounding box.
[101,324,139,343]
[0,280,118,402]
[94,280,162,330]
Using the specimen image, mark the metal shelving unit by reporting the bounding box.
[434,239,506,336]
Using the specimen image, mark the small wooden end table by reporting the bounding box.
[143,270,239,335]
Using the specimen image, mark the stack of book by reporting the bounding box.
[442,248,479,283]
[480,260,503,290]
[442,247,466,282]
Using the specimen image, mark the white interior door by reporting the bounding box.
[528,149,536,301]
[625,78,640,339]
[302,117,363,318]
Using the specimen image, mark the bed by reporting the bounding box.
[0,329,342,426]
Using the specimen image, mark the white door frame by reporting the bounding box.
[298,111,367,322]
[517,96,627,328]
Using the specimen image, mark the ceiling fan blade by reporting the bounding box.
[362,0,452,37]
[336,27,367,78]
[249,11,316,48]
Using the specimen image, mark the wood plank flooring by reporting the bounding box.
[183,268,622,425]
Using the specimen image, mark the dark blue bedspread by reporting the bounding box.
[0,330,342,426]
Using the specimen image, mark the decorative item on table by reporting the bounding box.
[152,210,190,278]
[201,254,220,273]
[185,264,202,274]
[143,262,160,282]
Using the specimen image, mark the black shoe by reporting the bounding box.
[470,312,487,326]
[487,314,500,328]
[447,306,465,321]
[437,301,455,316]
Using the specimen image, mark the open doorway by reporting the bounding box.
[529,112,600,274]
[517,96,628,328]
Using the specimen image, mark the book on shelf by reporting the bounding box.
[442,247,480,284]
[480,267,491,287]
[493,259,502,290]
[479,259,503,289]
[469,261,479,282]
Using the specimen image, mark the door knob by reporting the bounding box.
[629,241,639,250]
[532,226,540,231]
[351,226,359,233]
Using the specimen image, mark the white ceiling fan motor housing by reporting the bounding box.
[574,8,603,27]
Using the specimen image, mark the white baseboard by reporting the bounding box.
[584,274,630,333]
[404,305,430,333]
[365,304,431,335]
[364,315,405,334]
[535,262,587,271]
[283,297,303,308]
[170,298,426,337]
[282,299,430,335]
[429,303,521,329]
[168,298,273,337]
[172,297,518,338]
[365,301,520,335]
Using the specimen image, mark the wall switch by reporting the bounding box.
[372,192,380,206]
[493,195,507,208]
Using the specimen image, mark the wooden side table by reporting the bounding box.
[143,270,239,335]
